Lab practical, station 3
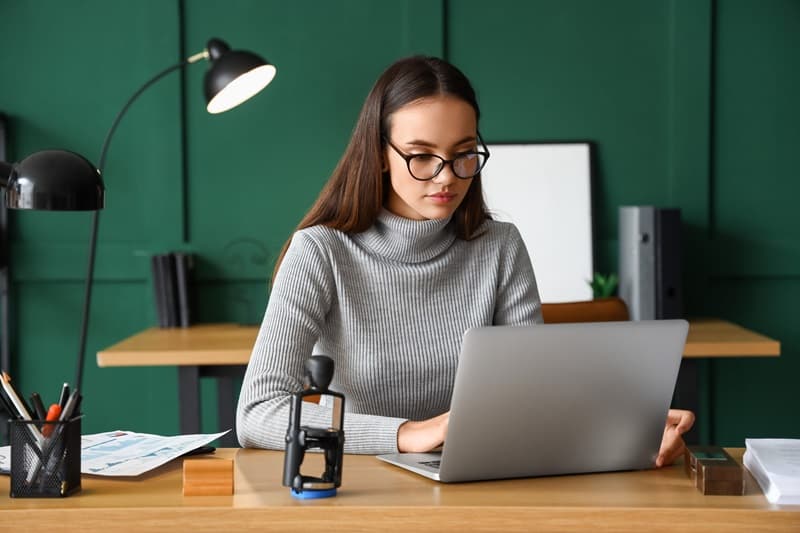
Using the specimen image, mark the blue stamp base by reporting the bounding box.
[291,488,337,499]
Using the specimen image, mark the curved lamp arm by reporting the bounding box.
[97,51,206,172]
[74,51,207,391]
[75,40,275,392]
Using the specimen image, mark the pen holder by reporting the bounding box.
[9,416,82,498]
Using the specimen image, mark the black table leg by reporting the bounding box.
[178,365,245,445]
[178,366,201,435]
[673,358,699,445]
[217,376,237,447]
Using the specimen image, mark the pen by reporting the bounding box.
[30,392,47,420]
[57,383,70,409]
[72,394,83,417]
[42,404,62,438]
[0,372,33,421]
[2,372,34,419]
[59,389,80,422]
[1,372,45,482]
[0,383,17,419]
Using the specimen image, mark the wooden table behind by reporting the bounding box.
[97,318,781,367]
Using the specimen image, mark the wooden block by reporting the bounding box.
[685,446,745,496]
[183,458,234,496]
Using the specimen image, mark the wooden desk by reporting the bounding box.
[1,449,798,531]
[97,319,780,443]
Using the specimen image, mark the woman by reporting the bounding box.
[237,56,693,465]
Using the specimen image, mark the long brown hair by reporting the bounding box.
[272,56,491,282]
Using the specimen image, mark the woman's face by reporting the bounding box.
[384,95,478,221]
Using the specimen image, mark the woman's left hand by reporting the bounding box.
[655,409,695,467]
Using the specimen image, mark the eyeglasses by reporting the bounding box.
[384,134,490,181]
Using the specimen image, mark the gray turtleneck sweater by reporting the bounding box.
[237,210,542,454]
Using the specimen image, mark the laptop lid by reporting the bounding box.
[436,319,688,482]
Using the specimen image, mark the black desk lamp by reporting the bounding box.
[0,147,104,396]
[1,37,276,394]
[0,145,102,445]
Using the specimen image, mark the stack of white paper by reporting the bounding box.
[743,438,800,505]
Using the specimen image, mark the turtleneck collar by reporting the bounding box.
[355,209,456,264]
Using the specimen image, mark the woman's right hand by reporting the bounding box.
[397,411,450,453]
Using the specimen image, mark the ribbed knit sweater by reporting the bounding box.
[236,209,543,454]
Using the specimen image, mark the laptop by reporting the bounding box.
[376,319,688,482]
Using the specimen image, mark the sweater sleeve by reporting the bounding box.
[493,223,544,326]
[236,230,407,455]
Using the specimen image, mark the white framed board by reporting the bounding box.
[481,142,594,303]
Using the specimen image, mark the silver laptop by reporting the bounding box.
[377,319,688,483]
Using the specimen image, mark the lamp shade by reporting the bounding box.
[5,150,104,211]
[204,38,276,114]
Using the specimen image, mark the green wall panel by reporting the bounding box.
[707,278,800,444]
[707,0,800,445]
[711,0,800,277]
[194,281,269,326]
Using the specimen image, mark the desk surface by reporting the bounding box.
[1,449,798,531]
[97,318,781,368]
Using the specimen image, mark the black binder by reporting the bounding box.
[151,252,194,328]
[160,254,179,327]
[655,208,683,319]
[150,255,168,328]
[173,252,193,328]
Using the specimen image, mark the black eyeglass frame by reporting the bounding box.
[383,133,491,181]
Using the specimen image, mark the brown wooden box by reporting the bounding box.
[182,457,234,496]
[685,446,745,495]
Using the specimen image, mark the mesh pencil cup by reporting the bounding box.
[9,416,81,497]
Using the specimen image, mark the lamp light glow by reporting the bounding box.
[203,38,276,114]
[207,63,276,114]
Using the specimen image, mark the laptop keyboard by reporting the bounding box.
[419,460,441,469]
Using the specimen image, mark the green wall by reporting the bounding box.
[0,0,797,445]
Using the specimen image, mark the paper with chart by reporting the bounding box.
[0,429,229,476]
